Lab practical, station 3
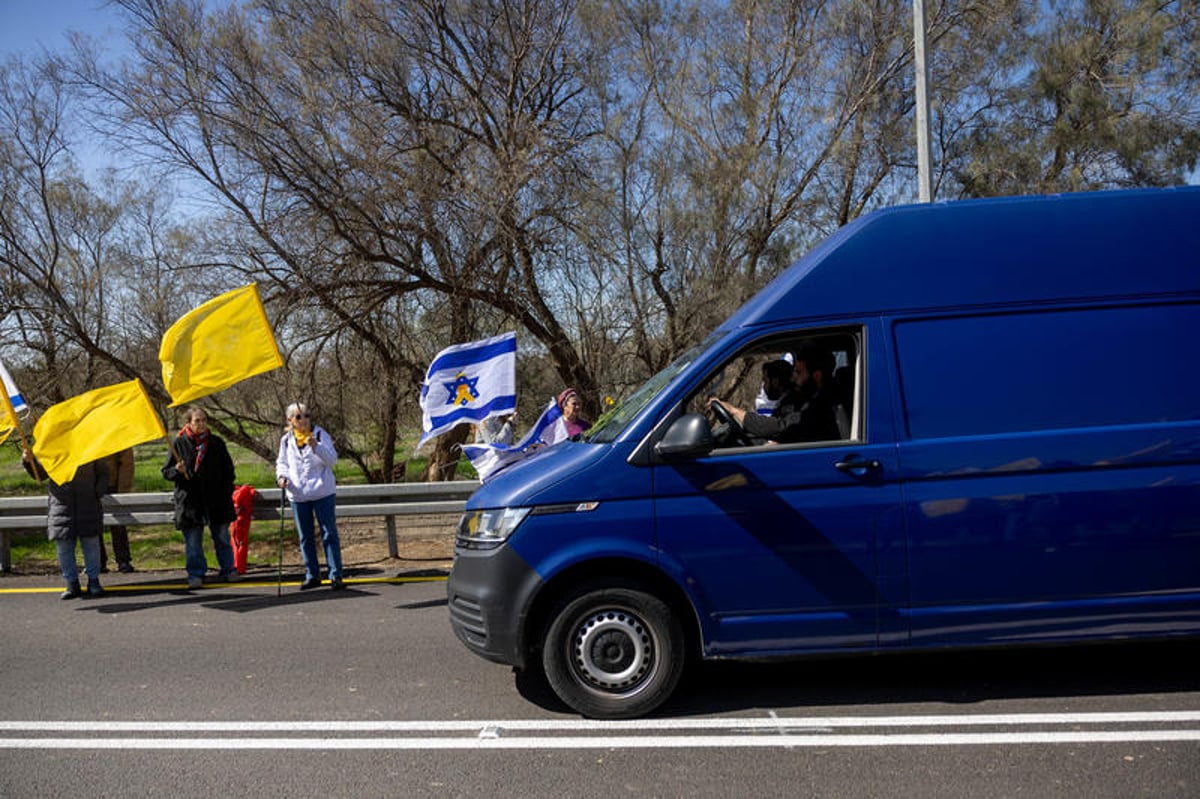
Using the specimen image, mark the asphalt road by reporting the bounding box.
[1,569,1197,797]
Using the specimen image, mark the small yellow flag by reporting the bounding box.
[159,283,284,407]
[31,379,167,485]
[0,402,16,448]
[0,357,26,448]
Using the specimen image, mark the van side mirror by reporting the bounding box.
[654,413,716,460]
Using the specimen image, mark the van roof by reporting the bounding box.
[724,186,1200,328]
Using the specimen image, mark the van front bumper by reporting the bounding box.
[446,543,544,670]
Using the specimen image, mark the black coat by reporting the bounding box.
[24,458,109,541]
[161,433,237,529]
[741,385,841,444]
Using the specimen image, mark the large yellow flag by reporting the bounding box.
[159,283,283,407]
[31,379,167,485]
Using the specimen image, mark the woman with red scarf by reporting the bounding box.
[162,407,238,590]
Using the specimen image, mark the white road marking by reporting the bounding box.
[1,710,1198,732]
[1,731,1199,749]
[0,712,1198,749]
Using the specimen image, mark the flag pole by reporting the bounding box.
[1,391,40,485]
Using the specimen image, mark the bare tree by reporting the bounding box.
[5,0,1193,486]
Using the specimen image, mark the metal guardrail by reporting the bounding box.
[0,481,479,572]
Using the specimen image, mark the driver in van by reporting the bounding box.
[708,341,841,445]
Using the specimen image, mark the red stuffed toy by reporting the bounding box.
[230,484,258,574]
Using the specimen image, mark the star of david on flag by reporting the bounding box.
[418,332,516,448]
[444,373,481,407]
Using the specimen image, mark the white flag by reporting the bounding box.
[418,332,517,448]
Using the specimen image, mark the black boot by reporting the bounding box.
[61,581,82,600]
[85,579,104,598]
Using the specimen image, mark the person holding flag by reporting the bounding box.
[555,388,592,438]
[461,387,590,482]
[22,447,110,599]
[161,407,239,590]
[20,378,167,598]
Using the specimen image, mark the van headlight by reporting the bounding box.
[457,507,532,549]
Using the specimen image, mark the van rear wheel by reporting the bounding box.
[542,584,685,719]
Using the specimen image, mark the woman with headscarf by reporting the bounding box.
[162,407,238,590]
[556,388,592,439]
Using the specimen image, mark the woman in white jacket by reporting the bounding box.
[276,403,345,590]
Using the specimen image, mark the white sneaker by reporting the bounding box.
[187,576,203,590]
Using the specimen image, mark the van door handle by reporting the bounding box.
[835,456,882,478]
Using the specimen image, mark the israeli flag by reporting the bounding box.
[418,332,517,448]
[0,357,27,414]
[462,399,567,481]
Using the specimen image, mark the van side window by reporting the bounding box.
[895,303,1199,439]
[688,330,860,449]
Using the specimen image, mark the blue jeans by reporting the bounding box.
[57,536,101,585]
[292,493,342,581]
[182,522,235,579]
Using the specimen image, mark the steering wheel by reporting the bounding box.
[709,401,752,447]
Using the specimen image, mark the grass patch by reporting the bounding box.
[7,524,186,573]
[6,519,309,575]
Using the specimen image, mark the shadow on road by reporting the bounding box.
[73,567,409,614]
[514,637,1200,717]
[85,585,373,614]
[667,638,1200,716]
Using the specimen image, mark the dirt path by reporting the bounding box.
[247,513,456,572]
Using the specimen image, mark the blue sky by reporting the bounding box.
[0,0,128,60]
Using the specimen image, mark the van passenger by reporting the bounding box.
[710,342,841,444]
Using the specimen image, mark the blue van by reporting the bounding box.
[447,187,1200,718]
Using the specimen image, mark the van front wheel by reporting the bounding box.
[542,585,685,719]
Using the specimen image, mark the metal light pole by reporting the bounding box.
[913,0,933,202]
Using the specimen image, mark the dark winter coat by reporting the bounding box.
[740,384,842,444]
[161,433,237,530]
[24,457,109,541]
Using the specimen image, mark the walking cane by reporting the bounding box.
[277,486,286,597]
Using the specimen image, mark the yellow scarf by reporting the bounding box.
[293,428,312,448]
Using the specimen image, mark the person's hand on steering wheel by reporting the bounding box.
[706,397,753,447]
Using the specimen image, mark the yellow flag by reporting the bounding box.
[0,357,26,447]
[159,283,283,407]
[31,379,166,485]
[0,399,15,448]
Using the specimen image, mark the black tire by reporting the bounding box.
[541,583,686,719]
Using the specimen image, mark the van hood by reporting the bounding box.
[465,441,633,509]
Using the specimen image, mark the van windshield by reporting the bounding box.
[587,338,713,444]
